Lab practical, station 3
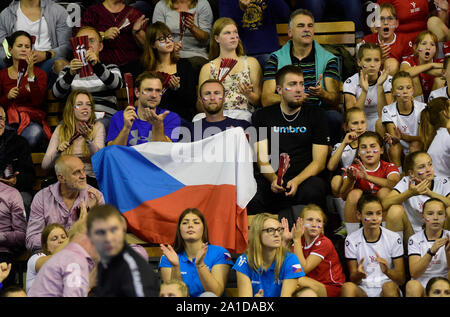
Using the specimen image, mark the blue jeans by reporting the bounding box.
[36,57,60,89]
[20,121,46,151]
[294,0,364,38]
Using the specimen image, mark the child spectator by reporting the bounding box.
[281,204,346,297]
[328,108,367,220]
[340,131,400,235]
[159,208,233,297]
[159,279,189,297]
[0,30,50,151]
[232,213,305,297]
[382,71,426,170]
[196,17,262,122]
[420,97,450,177]
[382,151,450,243]
[141,21,197,121]
[41,90,105,188]
[377,0,430,45]
[405,198,450,297]
[341,193,405,297]
[358,3,413,75]
[344,42,393,133]
[427,0,450,42]
[400,30,445,103]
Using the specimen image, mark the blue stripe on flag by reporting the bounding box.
[92,145,185,212]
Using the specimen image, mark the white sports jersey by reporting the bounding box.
[345,227,403,296]
[428,128,450,177]
[381,100,426,154]
[394,176,450,233]
[408,229,450,287]
[428,86,449,102]
[343,73,393,132]
[331,143,357,169]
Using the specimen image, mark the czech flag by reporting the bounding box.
[92,128,257,253]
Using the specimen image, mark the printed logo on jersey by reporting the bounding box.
[273,126,307,134]
[291,264,303,273]
[397,238,402,245]
[409,239,414,245]
[237,256,247,267]
[315,241,322,247]
[345,78,352,84]
[410,2,421,13]
[224,252,232,261]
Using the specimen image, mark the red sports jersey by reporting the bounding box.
[362,32,413,62]
[349,160,399,193]
[402,55,444,101]
[299,235,346,297]
[444,41,450,57]
[377,0,429,44]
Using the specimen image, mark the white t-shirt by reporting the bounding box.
[381,101,426,154]
[25,252,45,293]
[343,73,393,132]
[428,86,449,102]
[15,6,52,51]
[345,227,403,297]
[428,127,450,177]
[394,176,450,233]
[408,229,450,287]
[331,143,357,169]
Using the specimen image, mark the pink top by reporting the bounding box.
[25,182,105,252]
[42,122,105,178]
[0,182,27,253]
[27,242,95,297]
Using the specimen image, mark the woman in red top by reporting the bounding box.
[0,31,50,151]
[282,204,346,297]
[81,0,149,77]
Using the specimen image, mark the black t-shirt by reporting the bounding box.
[252,104,330,180]
[179,117,251,142]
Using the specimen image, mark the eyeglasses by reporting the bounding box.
[261,227,284,235]
[156,34,173,43]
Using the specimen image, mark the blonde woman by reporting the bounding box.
[232,213,305,297]
[195,17,262,122]
[42,90,105,188]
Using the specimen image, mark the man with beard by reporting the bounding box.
[180,79,251,142]
[106,71,182,146]
[26,155,104,253]
[261,8,341,145]
[248,65,330,218]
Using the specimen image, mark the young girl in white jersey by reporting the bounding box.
[382,151,450,243]
[419,97,450,177]
[328,108,367,220]
[343,42,393,133]
[405,198,450,297]
[341,193,405,297]
[382,71,426,170]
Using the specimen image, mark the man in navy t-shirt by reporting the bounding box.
[106,71,182,146]
[179,79,251,142]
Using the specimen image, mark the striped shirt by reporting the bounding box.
[263,44,340,108]
[52,62,123,116]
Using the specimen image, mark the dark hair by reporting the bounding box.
[419,97,449,150]
[135,71,164,90]
[357,42,382,61]
[403,151,429,174]
[357,193,382,213]
[199,79,225,97]
[423,197,446,213]
[173,208,209,253]
[41,223,68,255]
[425,277,450,296]
[392,70,412,88]
[275,65,303,87]
[289,8,315,26]
[86,204,125,234]
[3,30,33,67]
[0,285,26,297]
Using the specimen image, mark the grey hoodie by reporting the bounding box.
[0,0,72,60]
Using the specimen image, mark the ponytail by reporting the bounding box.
[419,97,448,150]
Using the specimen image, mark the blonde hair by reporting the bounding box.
[300,204,327,234]
[419,97,449,150]
[58,90,96,157]
[246,213,286,282]
[160,279,189,297]
[166,0,197,10]
[209,17,245,60]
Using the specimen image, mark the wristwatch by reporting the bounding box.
[45,51,52,61]
[427,248,436,257]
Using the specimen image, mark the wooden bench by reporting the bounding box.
[276,21,356,56]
